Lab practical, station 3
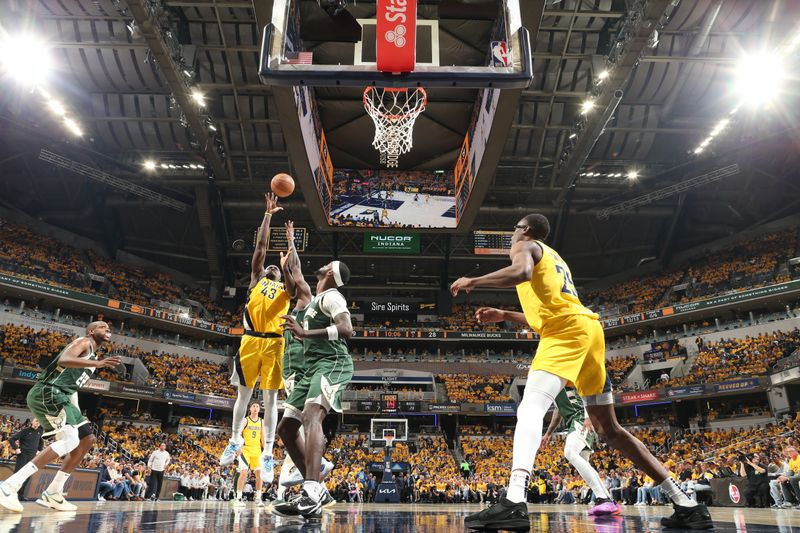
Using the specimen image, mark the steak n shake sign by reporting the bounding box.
[364,233,420,253]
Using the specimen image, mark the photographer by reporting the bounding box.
[739,453,770,507]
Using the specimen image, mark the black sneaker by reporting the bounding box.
[272,490,322,520]
[464,497,529,531]
[320,488,336,508]
[661,504,713,530]
[272,493,304,517]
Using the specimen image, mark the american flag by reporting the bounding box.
[285,52,313,65]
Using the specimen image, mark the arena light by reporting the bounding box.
[597,69,609,81]
[580,99,595,114]
[47,99,67,117]
[143,160,157,171]
[0,33,52,86]
[191,89,205,107]
[63,118,83,137]
[733,52,785,106]
[626,170,639,181]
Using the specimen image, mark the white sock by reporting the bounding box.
[277,485,287,500]
[262,389,278,457]
[46,471,71,495]
[506,370,564,503]
[4,462,38,491]
[231,385,254,443]
[506,470,529,503]
[255,490,262,501]
[564,433,611,500]
[303,480,322,501]
[279,453,296,486]
[660,477,697,507]
[236,490,242,500]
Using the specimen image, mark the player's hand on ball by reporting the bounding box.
[450,277,474,296]
[280,314,305,339]
[265,193,283,216]
[98,355,124,368]
[475,307,504,324]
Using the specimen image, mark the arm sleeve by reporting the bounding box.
[320,291,350,318]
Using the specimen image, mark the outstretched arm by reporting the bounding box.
[250,193,283,290]
[474,307,529,326]
[280,221,312,308]
[450,240,539,295]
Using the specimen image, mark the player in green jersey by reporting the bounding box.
[274,221,333,503]
[0,321,122,513]
[275,259,353,520]
[542,387,620,515]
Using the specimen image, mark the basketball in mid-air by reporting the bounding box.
[271,173,295,198]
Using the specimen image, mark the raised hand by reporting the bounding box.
[265,193,283,216]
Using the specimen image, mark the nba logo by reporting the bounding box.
[491,41,509,67]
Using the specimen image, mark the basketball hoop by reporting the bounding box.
[363,87,427,168]
[382,428,396,448]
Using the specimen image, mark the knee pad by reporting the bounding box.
[51,425,80,457]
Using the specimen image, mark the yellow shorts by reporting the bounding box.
[530,314,609,397]
[233,335,285,390]
[239,447,262,471]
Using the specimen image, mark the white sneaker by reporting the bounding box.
[257,498,265,507]
[36,491,78,511]
[98,495,106,502]
[233,499,246,508]
[280,458,335,487]
[0,482,23,513]
[219,440,243,466]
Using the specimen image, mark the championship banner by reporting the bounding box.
[376,0,417,73]
[484,403,516,414]
[713,379,761,393]
[619,390,659,404]
[666,385,706,399]
[363,233,421,254]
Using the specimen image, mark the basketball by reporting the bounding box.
[271,173,295,197]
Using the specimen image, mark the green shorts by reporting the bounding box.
[26,384,87,436]
[282,341,308,398]
[567,419,596,452]
[284,355,353,415]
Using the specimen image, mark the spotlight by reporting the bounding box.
[208,123,217,132]
[63,118,82,136]
[734,52,785,106]
[709,119,729,137]
[580,100,595,114]
[626,170,639,181]
[191,89,205,107]
[160,163,169,169]
[0,33,52,86]
[143,160,156,171]
[568,132,577,140]
[693,146,704,154]
[597,69,609,81]
[47,99,66,116]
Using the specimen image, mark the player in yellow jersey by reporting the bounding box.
[220,193,292,490]
[451,214,712,531]
[233,402,266,507]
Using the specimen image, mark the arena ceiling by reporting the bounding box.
[0,0,798,293]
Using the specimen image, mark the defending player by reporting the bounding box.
[219,193,289,491]
[232,402,266,507]
[540,387,619,515]
[0,321,122,512]
[274,221,333,503]
[451,214,712,531]
[274,260,353,519]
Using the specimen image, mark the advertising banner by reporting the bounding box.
[363,233,421,254]
[163,390,197,402]
[200,395,236,409]
[484,403,516,414]
[11,368,39,381]
[713,379,761,393]
[118,384,158,396]
[81,379,110,392]
[666,385,706,398]
[619,390,660,404]
[428,402,461,413]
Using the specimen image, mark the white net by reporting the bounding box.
[363,87,427,167]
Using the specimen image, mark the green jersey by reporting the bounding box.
[37,338,97,394]
[301,289,350,362]
[554,388,585,432]
[283,307,307,377]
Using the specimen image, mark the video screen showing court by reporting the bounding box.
[329,169,456,229]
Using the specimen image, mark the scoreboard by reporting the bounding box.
[473,230,514,255]
[262,226,308,252]
[381,393,398,413]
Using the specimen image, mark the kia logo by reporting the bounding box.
[385,25,407,48]
[378,488,395,494]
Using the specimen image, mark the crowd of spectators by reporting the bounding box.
[666,329,800,387]
[439,374,513,404]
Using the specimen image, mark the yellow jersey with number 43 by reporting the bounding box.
[516,241,597,333]
[244,277,290,335]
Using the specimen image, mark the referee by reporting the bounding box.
[9,419,44,500]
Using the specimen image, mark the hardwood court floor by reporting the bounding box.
[0,501,798,532]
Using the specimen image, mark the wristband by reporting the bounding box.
[326,325,339,341]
